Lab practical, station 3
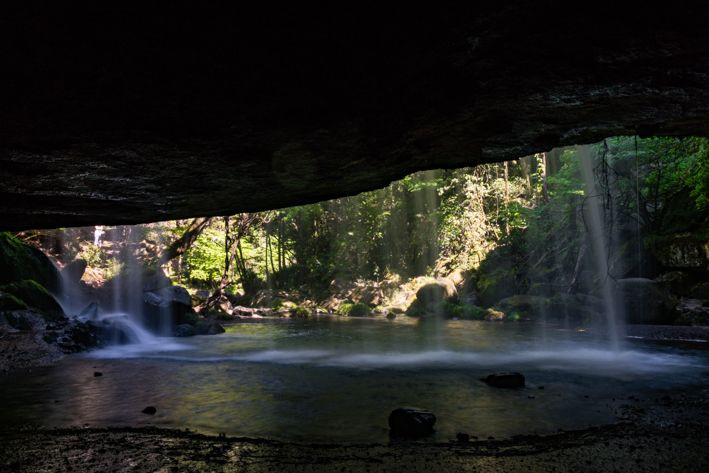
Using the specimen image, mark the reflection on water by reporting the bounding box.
[0,318,707,443]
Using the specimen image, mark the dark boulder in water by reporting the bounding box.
[388,407,436,438]
[194,321,225,335]
[174,323,196,337]
[481,372,525,388]
[141,406,157,415]
[143,285,196,331]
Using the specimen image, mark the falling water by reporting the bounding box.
[577,145,622,350]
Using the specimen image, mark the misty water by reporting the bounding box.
[1,317,706,443]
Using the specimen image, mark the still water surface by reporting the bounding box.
[1,317,706,443]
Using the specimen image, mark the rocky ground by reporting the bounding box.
[1,388,707,472]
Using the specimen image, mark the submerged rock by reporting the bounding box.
[481,372,525,388]
[143,285,197,330]
[174,323,196,337]
[194,321,225,335]
[141,406,157,415]
[388,407,436,438]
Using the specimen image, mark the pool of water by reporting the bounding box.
[1,317,707,443]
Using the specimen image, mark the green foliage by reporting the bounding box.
[77,243,103,267]
[291,304,310,318]
[183,227,226,287]
[337,302,354,316]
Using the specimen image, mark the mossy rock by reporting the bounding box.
[443,302,486,320]
[346,302,371,317]
[0,280,64,320]
[0,232,59,291]
[336,301,370,317]
[494,295,552,321]
[406,279,458,317]
[484,308,505,321]
[0,291,29,311]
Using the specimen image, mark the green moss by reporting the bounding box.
[440,301,486,320]
[337,302,354,316]
[291,305,310,318]
[0,280,64,319]
[348,303,371,317]
[0,232,59,291]
[0,292,28,311]
[338,302,370,317]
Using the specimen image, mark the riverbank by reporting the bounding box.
[1,389,707,472]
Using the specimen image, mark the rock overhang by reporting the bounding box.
[2,4,709,230]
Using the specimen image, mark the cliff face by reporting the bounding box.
[2,4,709,230]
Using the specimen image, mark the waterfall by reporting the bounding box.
[577,145,622,350]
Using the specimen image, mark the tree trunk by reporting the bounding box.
[541,152,550,203]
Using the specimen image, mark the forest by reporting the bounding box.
[16,136,709,327]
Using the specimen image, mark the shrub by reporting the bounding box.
[291,305,310,318]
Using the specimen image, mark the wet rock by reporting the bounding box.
[141,406,157,415]
[4,310,47,331]
[57,320,99,353]
[386,312,397,320]
[174,323,196,337]
[194,321,225,335]
[481,372,525,388]
[388,407,436,438]
[456,432,470,443]
[93,371,102,377]
[61,259,87,284]
[78,302,98,320]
